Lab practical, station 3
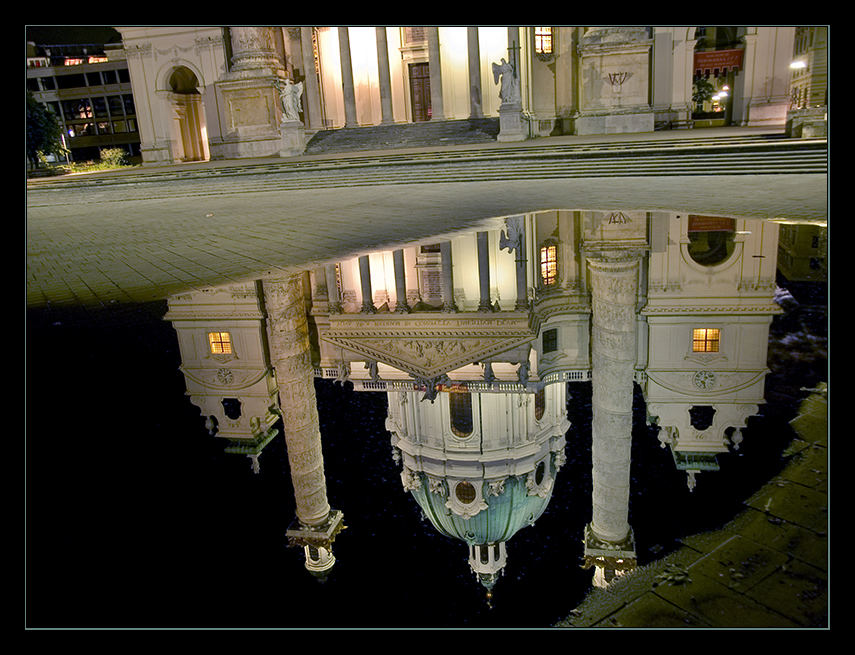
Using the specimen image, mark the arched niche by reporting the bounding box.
[161,63,210,162]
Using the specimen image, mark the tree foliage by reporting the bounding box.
[26,91,64,167]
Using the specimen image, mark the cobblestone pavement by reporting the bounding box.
[556,386,828,629]
[26,127,827,308]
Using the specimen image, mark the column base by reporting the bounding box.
[286,508,346,549]
[286,509,346,579]
[581,522,637,572]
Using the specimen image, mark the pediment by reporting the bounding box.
[320,312,536,379]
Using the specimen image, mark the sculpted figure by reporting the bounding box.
[275,78,304,122]
[492,58,520,104]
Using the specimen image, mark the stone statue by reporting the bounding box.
[492,58,520,104]
[275,78,304,123]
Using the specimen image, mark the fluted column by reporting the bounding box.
[338,26,358,127]
[584,250,641,575]
[300,27,323,129]
[440,241,457,312]
[324,263,342,313]
[358,255,375,313]
[262,274,332,527]
[376,27,395,124]
[477,231,492,312]
[393,249,410,313]
[426,27,446,120]
[467,27,483,118]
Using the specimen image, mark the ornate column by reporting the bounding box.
[426,27,446,120]
[261,273,344,574]
[229,26,286,75]
[376,27,395,125]
[583,250,642,581]
[467,27,483,119]
[338,26,359,127]
[212,26,288,159]
[300,27,323,130]
[358,255,375,313]
[477,231,493,312]
[324,263,342,314]
[393,249,410,313]
[440,241,458,312]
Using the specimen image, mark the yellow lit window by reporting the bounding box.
[692,328,720,353]
[540,245,558,286]
[208,331,233,354]
[534,27,553,55]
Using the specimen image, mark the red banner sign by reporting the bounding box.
[688,216,736,233]
[694,48,744,75]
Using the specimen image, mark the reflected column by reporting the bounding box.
[261,273,344,578]
[583,250,641,585]
[440,241,458,312]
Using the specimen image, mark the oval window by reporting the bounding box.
[535,461,546,486]
[455,481,477,504]
[687,216,736,266]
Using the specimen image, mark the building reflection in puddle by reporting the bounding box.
[163,210,823,595]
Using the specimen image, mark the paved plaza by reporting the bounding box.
[557,386,828,629]
[26,127,827,308]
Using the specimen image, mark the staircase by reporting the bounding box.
[305,118,500,155]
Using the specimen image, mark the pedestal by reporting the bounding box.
[575,108,654,135]
[212,75,285,159]
[497,102,527,142]
[279,120,306,157]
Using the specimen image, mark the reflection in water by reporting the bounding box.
[25,211,826,627]
[162,210,824,595]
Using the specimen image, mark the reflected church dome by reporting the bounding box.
[388,384,569,594]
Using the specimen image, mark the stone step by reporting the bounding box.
[305,118,500,154]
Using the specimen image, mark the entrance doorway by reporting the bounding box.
[409,62,431,122]
[167,66,209,162]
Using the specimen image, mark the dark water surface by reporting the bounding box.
[25,278,826,628]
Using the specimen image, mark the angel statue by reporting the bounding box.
[274,77,304,123]
[492,58,520,104]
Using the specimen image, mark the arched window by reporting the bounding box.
[539,240,559,287]
[534,388,546,421]
[449,389,474,437]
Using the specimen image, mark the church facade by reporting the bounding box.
[115,26,807,164]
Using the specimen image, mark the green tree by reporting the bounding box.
[692,77,716,107]
[26,91,64,169]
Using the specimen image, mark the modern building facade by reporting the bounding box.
[112,26,824,165]
[26,27,142,163]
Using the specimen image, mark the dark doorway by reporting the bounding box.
[409,62,431,122]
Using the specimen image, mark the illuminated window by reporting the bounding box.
[692,328,720,353]
[208,331,233,354]
[534,27,553,55]
[540,244,558,286]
